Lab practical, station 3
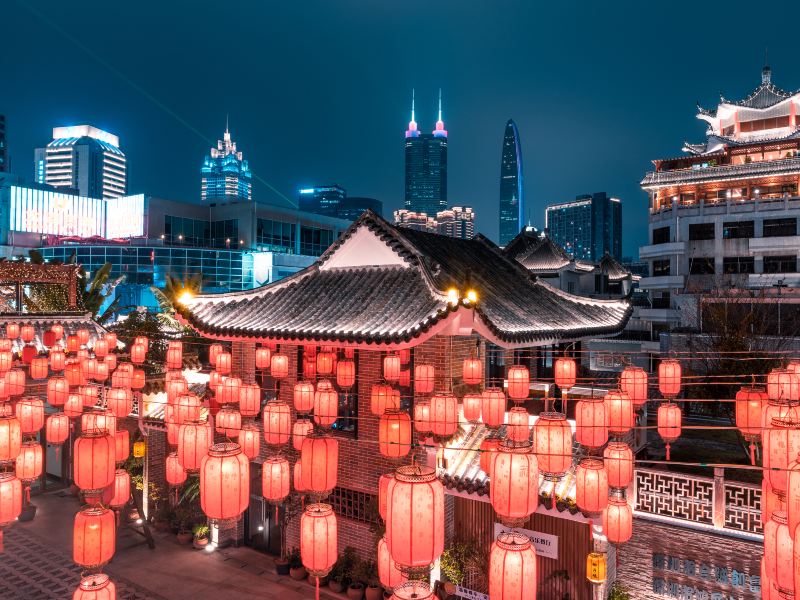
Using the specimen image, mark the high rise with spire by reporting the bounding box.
[404,89,448,216]
[498,119,524,246]
[201,120,252,203]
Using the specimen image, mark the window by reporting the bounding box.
[723,221,754,239]
[764,255,798,273]
[689,257,715,274]
[327,487,379,525]
[652,226,670,245]
[689,223,715,240]
[300,225,335,256]
[257,218,295,253]
[652,259,670,277]
[723,257,755,274]
[763,218,797,238]
[651,291,671,309]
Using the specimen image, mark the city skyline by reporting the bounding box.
[5,2,800,256]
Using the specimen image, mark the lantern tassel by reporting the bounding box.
[275,505,278,525]
[25,486,30,503]
[55,446,60,462]
[316,577,320,600]
[0,529,3,553]
[666,443,671,461]
[749,442,756,466]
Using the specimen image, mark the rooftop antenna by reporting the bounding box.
[225,113,229,134]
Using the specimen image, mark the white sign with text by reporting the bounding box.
[493,522,559,560]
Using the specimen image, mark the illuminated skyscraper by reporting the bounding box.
[545,192,622,261]
[34,125,127,198]
[201,121,252,203]
[404,90,447,215]
[498,119,524,246]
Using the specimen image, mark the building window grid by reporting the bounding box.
[327,487,379,525]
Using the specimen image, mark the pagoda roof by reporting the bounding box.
[514,237,572,272]
[502,227,544,258]
[176,211,631,349]
[598,253,630,282]
[721,80,795,111]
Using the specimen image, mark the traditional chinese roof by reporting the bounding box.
[177,211,631,349]
[598,254,630,282]
[513,237,572,272]
[0,313,107,354]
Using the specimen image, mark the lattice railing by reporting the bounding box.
[724,481,762,535]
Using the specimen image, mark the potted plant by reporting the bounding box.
[288,548,307,580]
[192,523,210,549]
[608,582,631,600]
[347,556,367,600]
[360,559,382,600]
[329,547,357,593]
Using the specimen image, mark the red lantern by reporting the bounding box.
[166,342,183,370]
[602,497,632,544]
[300,503,338,595]
[64,394,83,419]
[74,430,116,495]
[462,393,482,424]
[30,357,48,380]
[93,339,109,359]
[765,415,800,497]
[255,347,271,370]
[46,413,70,446]
[384,354,401,382]
[294,461,308,494]
[481,388,506,429]
[262,456,290,504]
[72,573,116,600]
[271,353,289,379]
[104,332,117,348]
[200,442,250,521]
[134,336,149,352]
[371,384,397,416]
[620,366,648,407]
[507,406,530,443]
[50,349,66,372]
[378,535,407,590]
[16,397,44,433]
[533,412,572,479]
[0,472,22,551]
[604,390,634,437]
[175,393,201,425]
[491,443,538,527]
[736,386,767,462]
[304,344,318,358]
[81,409,116,435]
[66,335,80,353]
[316,351,335,376]
[414,364,435,394]
[47,377,69,407]
[293,419,314,452]
[488,532,537,600]
[0,414,20,462]
[238,422,261,460]
[462,357,483,385]
[50,324,64,340]
[294,381,315,414]
[20,324,35,343]
[379,410,412,458]
[76,328,90,346]
[603,442,633,489]
[554,357,576,390]
[379,473,394,521]
[765,510,793,597]
[0,351,11,373]
[73,505,115,567]
[238,383,260,417]
[5,323,19,339]
[398,348,410,364]
[658,359,682,398]
[114,429,129,464]
[391,582,435,600]
[209,344,223,367]
[314,385,339,428]
[65,362,85,387]
[657,402,682,460]
[106,388,133,418]
[575,397,607,449]
[263,400,291,445]
[15,440,43,483]
[80,385,99,408]
[6,369,25,396]
[301,434,339,497]
[575,458,608,514]
[413,399,431,435]
[131,369,145,391]
[386,465,444,570]
[166,452,187,487]
[177,420,212,472]
[303,355,317,379]
[130,343,146,365]
[336,360,355,389]
[21,345,36,365]
[480,437,501,475]
[507,366,529,400]
[768,369,800,402]
[430,392,458,438]
[109,469,130,509]
[215,406,242,438]
[166,378,189,404]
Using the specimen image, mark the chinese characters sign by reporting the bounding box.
[652,553,760,599]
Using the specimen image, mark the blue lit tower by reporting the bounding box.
[499,119,524,246]
[404,90,448,215]
[201,120,252,203]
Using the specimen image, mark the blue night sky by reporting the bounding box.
[5,0,800,257]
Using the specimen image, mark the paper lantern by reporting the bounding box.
[132,440,146,458]
[74,430,116,496]
[93,339,109,359]
[72,573,116,600]
[603,442,633,490]
[371,384,398,416]
[65,363,84,387]
[336,360,355,389]
[130,343,146,365]
[270,353,289,379]
[768,369,800,403]
[175,393,201,425]
[6,369,25,396]
[49,323,64,341]
[620,366,648,407]
[586,552,607,586]
[211,351,231,375]
[414,364,435,394]
[65,335,80,353]
[0,377,8,401]
[263,400,291,446]
[109,469,130,509]
[294,381,315,414]
[262,456,290,504]
[50,349,66,372]
[165,452,187,487]
[215,406,242,438]
[301,434,339,497]
[0,472,22,551]
[507,366,529,400]
[64,394,83,419]
[379,473,394,521]
[303,355,317,379]
[765,415,800,497]
[391,582,435,600]
[16,397,44,433]
[133,336,148,352]
[378,535,407,589]
[214,376,239,405]
[42,330,56,348]
[657,402,682,460]
[532,412,572,479]
[313,386,339,428]
[379,410,412,458]
[208,344,223,367]
[488,531,537,600]
[46,413,70,446]
[293,419,314,452]
[15,440,43,483]
[764,510,793,597]
[239,383,261,417]
[106,388,133,419]
[294,461,308,494]
[20,324,35,343]
[554,357,576,390]
[602,497,632,544]
[255,347,271,370]
[0,351,12,373]
[131,369,145,390]
[47,377,69,407]
[80,385,99,408]
[238,422,261,460]
[200,442,250,521]
[166,342,183,370]
[384,354,401,382]
[386,464,444,570]
[21,345,36,365]
[166,378,189,405]
[462,357,483,385]
[114,429,129,464]
[736,385,767,448]
[304,344,318,358]
[480,437,501,475]
[315,351,334,376]
[575,397,608,449]
[104,332,117,348]
[413,400,431,434]
[430,392,458,438]
[5,323,19,339]
[75,328,89,345]
[300,503,337,586]
[575,458,608,514]
[506,405,530,442]
[177,420,212,472]
[81,409,116,436]
[481,388,506,429]
[491,443,538,527]
[30,357,48,380]
[604,390,634,437]
[658,359,682,398]
[462,393,482,424]
[73,505,115,567]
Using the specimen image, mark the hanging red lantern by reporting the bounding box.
[47,377,69,407]
[237,383,260,417]
[93,339,109,359]
[166,378,189,404]
[478,388,506,432]
[30,357,48,380]
[0,351,12,373]
[64,394,83,419]
[488,531,537,600]
[386,464,444,570]
[294,461,308,494]
[46,413,70,446]
[262,456,291,505]
[66,335,80,354]
[74,430,116,496]
[134,336,149,352]
[462,393,482,424]
[114,429,129,464]
[73,505,115,567]
[16,397,44,433]
[301,434,339,497]
[177,420,212,472]
[602,497,632,544]
[533,412,572,479]
[378,535,407,590]
[166,452,187,487]
[5,323,19,339]
[414,364,435,394]
[131,369,145,391]
[212,351,231,375]
[657,402,682,460]
[379,473,394,521]
[398,369,411,388]
[43,330,57,348]
[215,406,242,438]
[620,366,648,407]
[575,458,608,514]
[604,390,634,437]
[0,472,22,552]
[104,332,117,348]
[130,343,146,365]
[21,345,36,365]
[603,442,633,490]
[736,385,767,465]
[314,385,339,428]
[109,469,130,509]
[768,369,800,402]
[507,406,530,443]
[491,442,538,527]
[255,347,271,370]
[414,399,431,435]
[50,349,66,372]
[6,369,25,396]
[0,414,20,462]
[430,392,458,438]
[336,360,355,389]
[209,344,223,368]
[72,573,117,600]
[20,324,35,343]
[238,422,261,460]
[316,351,335,376]
[371,384,399,416]
[106,388,133,419]
[65,362,84,387]
[304,344,318,358]
[293,419,314,452]
[15,440,43,484]
[397,348,410,365]
[200,442,250,521]
[379,410,412,458]
[50,324,64,341]
[300,503,338,597]
[260,400,289,445]
[80,385,99,408]
[293,381,315,414]
[765,415,800,497]
[166,342,183,370]
[554,357,577,390]
[82,358,98,382]
[507,366,530,400]
[271,353,289,379]
[383,354,401,382]
[76,328,90,346]
[575,396,608,449]
[658,359,682,398]
[175,393,201,425]
[480,437,501,475]
[462,356,483,385]
[81,409,116,435]
[764,510,793,598]
[303,354,317,379]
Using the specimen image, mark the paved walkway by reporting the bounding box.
[2,490,341,599]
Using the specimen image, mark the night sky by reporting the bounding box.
[5,0,800,257]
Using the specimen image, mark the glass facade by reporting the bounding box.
[499,119,524,246]
[163,215,238,248]
[300,225,334,256]
[404,133,447,216]
[545,193,622,261]
[256,218,295,253]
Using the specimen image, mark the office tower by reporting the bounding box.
[498,119,524,246]
[393,209,438,233]
[298,185,347,216]
[201,121,252,203]
[0,115,7,173]
[404,90,447,215]
[437,206,475,239]
[545,192,622,261]
[34,125,127,198]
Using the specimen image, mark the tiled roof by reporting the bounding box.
[178,212,631,347]
[513,237,572,272]
[722,82,795,110]
[598,254,630,282]
[0,313,107,353]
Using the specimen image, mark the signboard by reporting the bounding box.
[651,552,760,599]
[455,585,488,600]
[493,522,558,560]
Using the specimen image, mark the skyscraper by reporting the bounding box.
[404,90,447,215]
[201,122,252,203]
[298,185,383,221]
[498,119,524,246]
[436,206,475,239]
[34,125,127,198]
[545,192,622,261]
[0,115,7,173]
